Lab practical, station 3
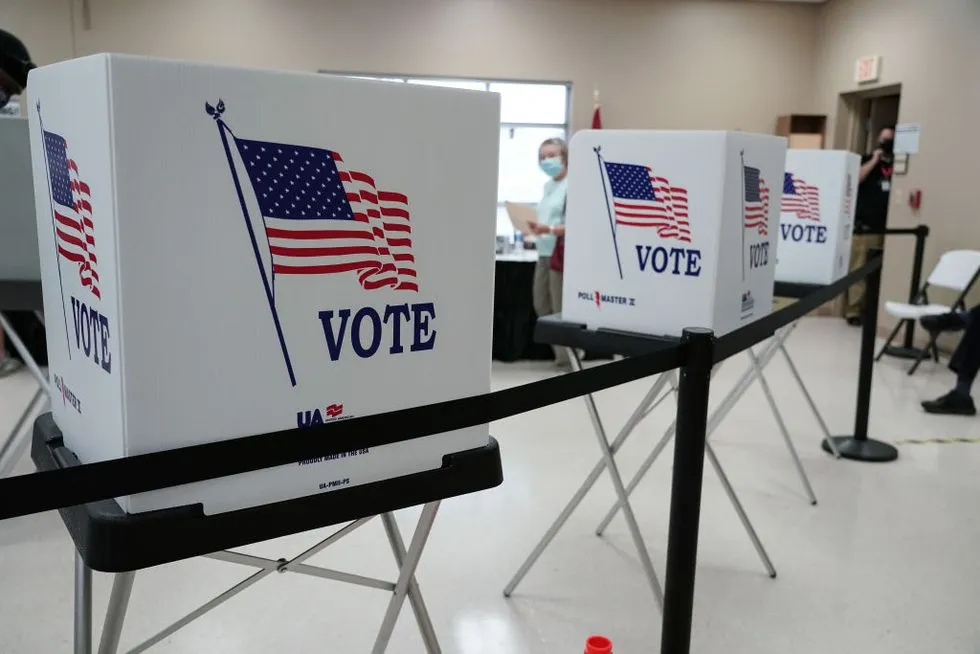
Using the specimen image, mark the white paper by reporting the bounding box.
[894,123,920,154]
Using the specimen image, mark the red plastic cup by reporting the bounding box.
[585,635,613,654]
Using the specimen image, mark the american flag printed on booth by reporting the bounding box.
[235,139,418,292]
[43,130,100,299]
[603,161,691,242]
[743,165,770,236]
[781,172,821,221]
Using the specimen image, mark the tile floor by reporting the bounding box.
[1,317,979,653]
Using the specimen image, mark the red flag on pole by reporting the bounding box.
[592,89,602,129]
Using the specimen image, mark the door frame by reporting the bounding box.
[833,83,902,152]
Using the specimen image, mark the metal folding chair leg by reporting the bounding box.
[502,365,673,603]
[875,319,906,361]
[908,330,940,375]
[747,348,818,505]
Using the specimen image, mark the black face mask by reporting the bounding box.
[879,139,894,155]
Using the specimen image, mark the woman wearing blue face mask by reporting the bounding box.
[527,137,569,367]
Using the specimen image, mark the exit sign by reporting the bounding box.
[855,55,881,84]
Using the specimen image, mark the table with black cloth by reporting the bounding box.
[492,252,554,362]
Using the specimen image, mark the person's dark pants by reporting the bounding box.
[949,305,980,391]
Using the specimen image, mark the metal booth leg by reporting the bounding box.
[597,328,793,534]
[98,572,136,654]
[704,443,777,577]
[372,501,441,654]
[778,342,840,458]
[0,385,46,477]
[747,348,818,505]
[568,348,664,607]
[595,348,779,577]
[503,361,672,602]
[75,551,93,654]
[0,311,51,394]
[594,364,729,538]
[129,517,376,653]
[382,512,441,654]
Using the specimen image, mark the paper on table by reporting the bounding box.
[505,201,538,235]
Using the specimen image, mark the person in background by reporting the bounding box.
[919,307,980,416]
[526,137,569,367]
[0,29,34,378]
[843,126,895,326]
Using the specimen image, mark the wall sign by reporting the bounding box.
[855,55,881,84]
[894,123,921,155]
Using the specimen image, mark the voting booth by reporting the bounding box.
[507,133,857,611]
[28,54,498,515]
[775,149,860,285]
[27,55,504,654]
[562,130,786,337]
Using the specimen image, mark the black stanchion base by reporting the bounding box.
[822,436,899,462]
[883,345,929,360]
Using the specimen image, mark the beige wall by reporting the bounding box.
[10,0,977,332]
[815,0,980,332]
[4,0,819,133]
[0,0,74,65]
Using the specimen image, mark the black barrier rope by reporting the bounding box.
[714,255,882,362]
[0,256,882,521]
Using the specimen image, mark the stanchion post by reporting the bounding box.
[823,249,898,462]
[660,327,714,654]
[884,224,930,359]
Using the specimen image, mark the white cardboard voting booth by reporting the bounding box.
[562,130,786,337]
[775,149,860,285]
[27,54,499,515]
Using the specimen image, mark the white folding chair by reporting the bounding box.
[876,249,980,375]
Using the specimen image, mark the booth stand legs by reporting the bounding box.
[0,310,49,477]
[595,320,838,567]
[503,363,674,607]
[72,504,443,654]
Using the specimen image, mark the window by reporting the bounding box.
[324,72,571,236]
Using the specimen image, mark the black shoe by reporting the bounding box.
[920,311,966,334]
[921,391,977,416]
[846,316,862,327]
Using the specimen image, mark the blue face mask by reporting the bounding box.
[539,157,564,178]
